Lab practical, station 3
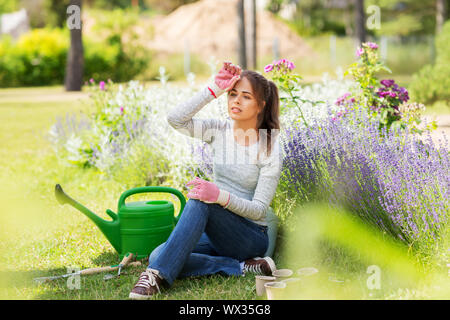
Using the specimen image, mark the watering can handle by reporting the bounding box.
[118,186,186,223]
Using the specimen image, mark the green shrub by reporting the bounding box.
[410,22,450,104]
[0,27,151,87]
[435,22,450,65]
[0,29,67,86]
[409,64,450,104]
[83,38,120,82]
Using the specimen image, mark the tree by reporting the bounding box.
[237,0,247,69]
[65,0,84,91]
[355,0,366,43]
[249,0,257,69]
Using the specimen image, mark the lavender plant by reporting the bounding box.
[280,104,449,258]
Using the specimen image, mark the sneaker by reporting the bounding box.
[243,257,276,276]
[129,268,164,300]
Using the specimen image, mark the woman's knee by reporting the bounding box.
[148,242,165,265]
[181,199,210,218]
[185,199,208,209]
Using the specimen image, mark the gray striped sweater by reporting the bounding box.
[167,83,283,226]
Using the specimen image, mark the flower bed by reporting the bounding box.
[50,50,449,262]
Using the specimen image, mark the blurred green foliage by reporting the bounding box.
[89,8,150,83]
[270,0,447,37]
[0,0,18,14]
[0,28,67,86]
[410,21,450,104]
[0,25,150,87]
[43,0,71,28]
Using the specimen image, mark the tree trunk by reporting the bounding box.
[249,0,257,70]
[65,0,84,92]
[355,0,366,44]
[237,0,247,69]
[436,0,446,34]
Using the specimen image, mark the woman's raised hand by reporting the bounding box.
[214,61,242,92]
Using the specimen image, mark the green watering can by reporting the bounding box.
[55,184,186,260]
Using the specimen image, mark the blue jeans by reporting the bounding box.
[148,199,269,286]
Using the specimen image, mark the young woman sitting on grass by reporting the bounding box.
[129,61,283,299]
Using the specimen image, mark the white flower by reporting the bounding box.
[65,134,84,161]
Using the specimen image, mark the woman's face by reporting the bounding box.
[227,76,263,122]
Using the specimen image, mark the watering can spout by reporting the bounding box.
[55,184,121,253]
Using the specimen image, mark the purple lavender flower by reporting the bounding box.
[280,104,449,250]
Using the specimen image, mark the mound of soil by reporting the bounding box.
[145,0,314,62]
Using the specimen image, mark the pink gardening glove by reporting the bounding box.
[186,177,230,206]
[214,61,242,92]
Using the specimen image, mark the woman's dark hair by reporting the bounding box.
[238,70,280,157]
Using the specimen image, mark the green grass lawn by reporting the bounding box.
[0,86,262,300]
[0,85,448,300]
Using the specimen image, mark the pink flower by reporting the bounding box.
[366,42,378,50]
[356,47,364,57]
[99,81,105,91]
[120,106,124,115]
[89,78,95,84]
[264,64,274,73]
[287,61,295,70]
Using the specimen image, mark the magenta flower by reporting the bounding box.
[264,64,274,73]
[380,79,395,87]
[273,58,296,71]
[366,42,379,49]
[120,106,124,115]
[377,91,391,98]
[99,81,105,91]
[356,47,364,57]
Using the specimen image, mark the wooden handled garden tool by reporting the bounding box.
[34,252,139,284]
